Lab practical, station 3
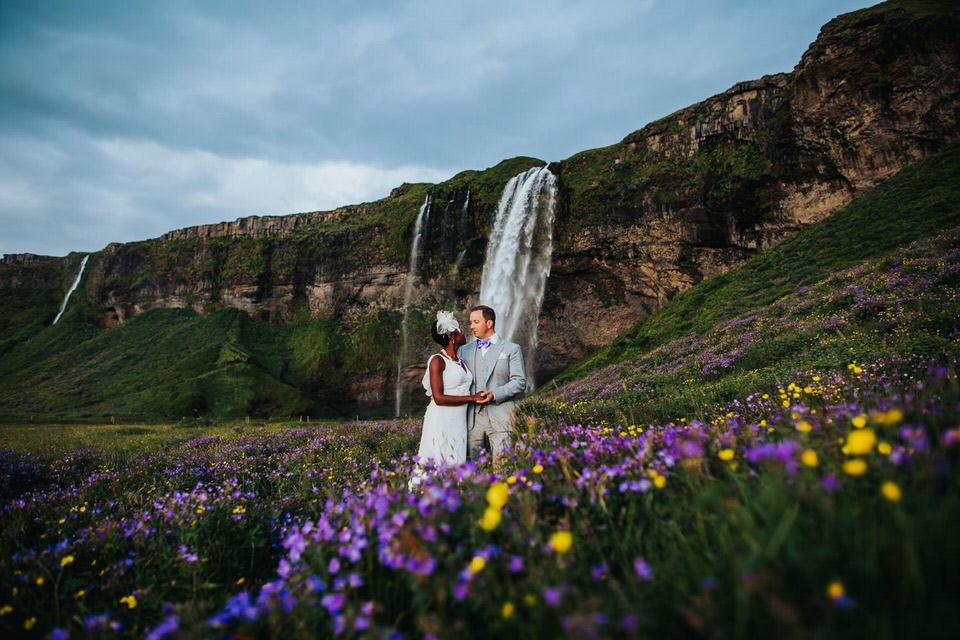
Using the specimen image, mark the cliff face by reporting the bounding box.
[3,0,958,415]
[537,1,960,380]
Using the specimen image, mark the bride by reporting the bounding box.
[414,311,488,474]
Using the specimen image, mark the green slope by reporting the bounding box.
[0,304,312,420]
[554,138,960,388]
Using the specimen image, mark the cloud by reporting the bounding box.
[0,0,874,256]
[0,132,451,256]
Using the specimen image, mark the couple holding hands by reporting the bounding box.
[415,305,527,474]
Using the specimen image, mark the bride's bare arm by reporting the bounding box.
[429,356,483,406]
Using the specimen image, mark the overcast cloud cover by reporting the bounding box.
[1,0,872,257]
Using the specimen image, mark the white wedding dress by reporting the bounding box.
[416,351,472,467]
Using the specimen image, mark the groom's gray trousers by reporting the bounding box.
[462,338,527,466]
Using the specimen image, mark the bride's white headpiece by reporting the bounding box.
[435,310,459,335]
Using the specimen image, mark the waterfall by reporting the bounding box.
[53,255,89,325]
[458,189,470,244]
[395,195,431,417]
[478,166,557,389]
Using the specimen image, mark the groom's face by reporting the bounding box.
[469,310,494,340]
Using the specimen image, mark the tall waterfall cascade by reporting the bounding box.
[479,166,557,389]
[395,195,432,416]
[52,255,89,325]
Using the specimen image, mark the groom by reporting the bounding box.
[461,305,527,467]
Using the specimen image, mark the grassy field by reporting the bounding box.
[0,419,337,459]
[1,145,959,638]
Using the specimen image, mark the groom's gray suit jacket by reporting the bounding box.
[461,336,527,435]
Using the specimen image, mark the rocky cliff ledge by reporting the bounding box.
[538,1,960,380]
[158,208,357,243]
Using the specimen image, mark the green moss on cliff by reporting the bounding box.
[553,133,785,250]
[0,256,74,356]
[441,156,545,217]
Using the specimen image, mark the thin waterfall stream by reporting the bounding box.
[395,195,431,417]
[53,254,89,325]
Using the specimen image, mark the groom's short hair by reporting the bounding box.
[471,305,496,326]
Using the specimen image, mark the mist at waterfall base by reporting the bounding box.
[53,255,89,325]
[394,166,557,416]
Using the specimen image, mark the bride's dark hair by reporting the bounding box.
[430,321,451,347]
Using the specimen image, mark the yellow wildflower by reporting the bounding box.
[468,556,486,573]
[801,450,819,467]
[796,421,813,433]
[654,474,666,489]
[121,594,138,609]
[851,415,867,429]
[24,617,36,630]
[827,581,844,600]
[875,409,904,425]
[550,531,573,554]
[843,459,868,476]
[881,481,902,502]
[36,577,44,586]
[502,602,515,619]
[877,441,892,455]
[533,464,544,474]
[845,429,877,455]
[0,606,12,616]
[718,449,734,461]
[60,555,74,568]
[479,506,502,531]
[486,482,509,509]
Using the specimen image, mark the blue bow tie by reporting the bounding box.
[476,338,491,349]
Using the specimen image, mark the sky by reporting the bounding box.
[0,0,874,258]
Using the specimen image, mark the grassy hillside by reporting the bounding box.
[0,255,80,358]
[0,286,433,420]
[0,305,309,420]
[547,139,960,416]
